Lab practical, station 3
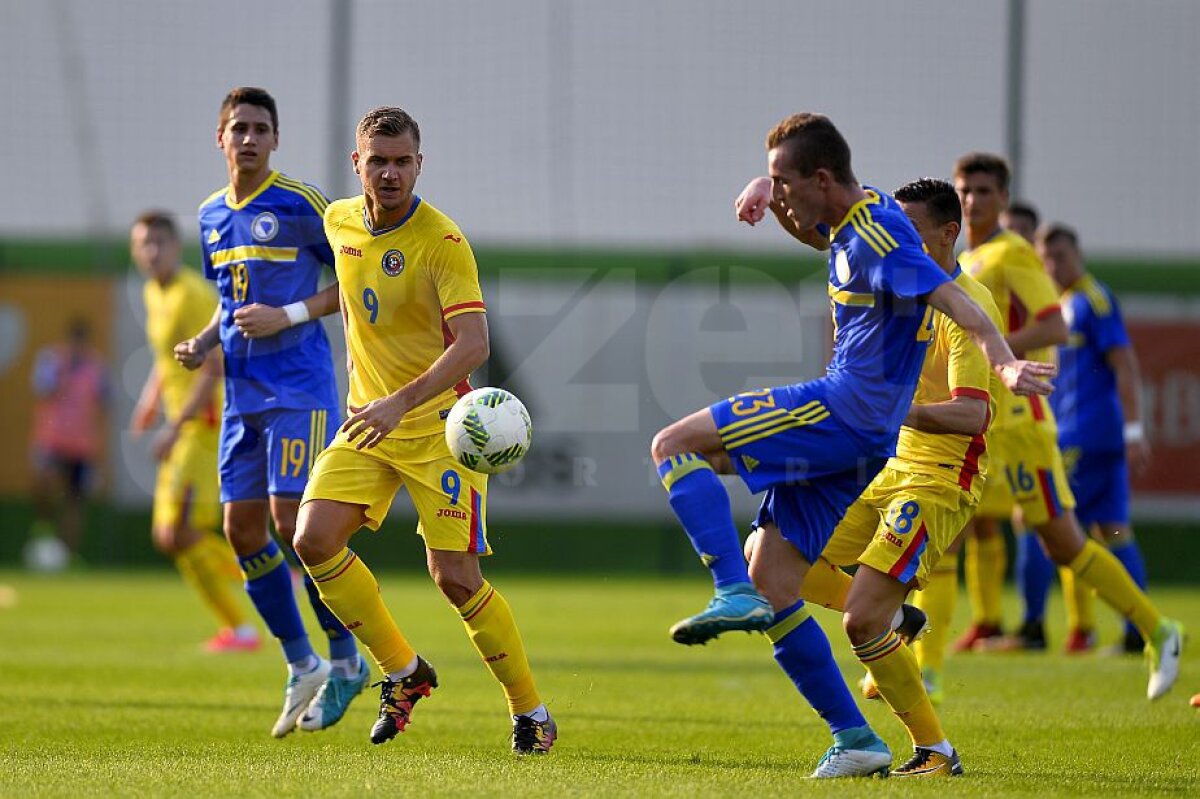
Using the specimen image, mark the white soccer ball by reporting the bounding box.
[23,536,70,573]
[445,387,532,474]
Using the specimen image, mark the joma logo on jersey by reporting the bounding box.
[437,508,468,520]
[381,249,406,276]
[340,244,362,258]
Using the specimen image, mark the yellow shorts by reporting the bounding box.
[303,430,491,554]
[153,423,221,531]
[974,421,1076,526]
[823,469,975,589]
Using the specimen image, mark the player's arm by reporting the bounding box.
[906,318,991,435]
[1106,344,1151,473]
[232,282,340,339]
[152,351,223,462]
[343,312,489,450]
[130,367,162,439]
[905,395,988,435]
[1004,258,1067,357]
[1005,307,1067,357]
[174,306,221,371]
[927,281,1055,396]
[735,176,830,251]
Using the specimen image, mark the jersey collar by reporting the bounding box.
[829,188,881,242]
[950,262,963,279]
[225,171,279,210]
[362,195,422,236]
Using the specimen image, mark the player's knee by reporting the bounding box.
[1039,516,1085,564]
[650,428,676,464]
[842,605,889,646]
[151,525,181,557]
[292,526,329,567]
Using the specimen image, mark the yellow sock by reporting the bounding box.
[458,581,540,715]
[913,563,957,673]
[800,557,852,611]
[854,630,945,747]
[966,533,1005,625]
[306,549,415,674]
[1069,539,1159,639]
[1059,565,1096,631]
[197,533,243,582]
[174,538,245,629]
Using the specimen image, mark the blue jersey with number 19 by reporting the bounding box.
[199,170,339,415]
[822,187,951,453]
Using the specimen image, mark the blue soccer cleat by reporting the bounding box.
[669,582,774,645]
[299,656,371,732]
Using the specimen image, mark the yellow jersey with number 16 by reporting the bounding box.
[324,195,486,440]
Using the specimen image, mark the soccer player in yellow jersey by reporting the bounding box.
[292,106,554,754]
[950,154,1182,698]
[129,211,258,652]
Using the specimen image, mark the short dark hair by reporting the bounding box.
[1036,223,1079,249]
[219,87,279,133]
[893,178,962,228]
[765,113,855,184]
[1006,201,1039,228]
[954,152,1010,191]
[356,106,421,148]
[132,209,178,239]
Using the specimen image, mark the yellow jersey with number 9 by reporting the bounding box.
[324,195,485,439]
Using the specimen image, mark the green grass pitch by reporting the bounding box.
[0,570,1196,797]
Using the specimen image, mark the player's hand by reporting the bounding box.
[232,304,289,339]
[174,338,208,371]
[151,424,181,462]
[130,402,158,439]
[735,177,773,225]
[342,394,411,450]
[1126,438,1152,476]
[997,359,1056,396]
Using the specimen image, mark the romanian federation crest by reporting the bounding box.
[381,249,406,277]
[251,211,279,242]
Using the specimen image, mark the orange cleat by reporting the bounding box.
[1064,628,1096,655]
[1190,693,1200,708]
[204,627,262,653]
[952,623,1003,653]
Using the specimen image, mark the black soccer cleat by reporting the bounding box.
[895,603,929,646]
[369,656,438,745]
[511,712,557,755]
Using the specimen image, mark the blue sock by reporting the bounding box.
[239,540,314,665]
[1110,539,1148,640]
[1016,533,1054,624]
[657,455,749,588]
[769,600,869,735]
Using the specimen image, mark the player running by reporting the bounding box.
[1039,223,1154,656]
[129,211,257,653]
[175,87,367,737]
[655,113,1053,777]
[291,106,555,755]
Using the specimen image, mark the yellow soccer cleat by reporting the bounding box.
[892,747,963,777]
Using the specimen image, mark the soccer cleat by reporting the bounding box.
[896,604,929,645]
[271,659,332,738]
[810,733,891,778]
[1064,627,1096,655]
[669,582,773,646]
[370,656,438,744]
[952,622,1003,653]
[976,619,1048,653]
[923,668,945,706]
[511,712,557,755]
[892,746,963,777]
[1101,626,1145,657]
[1190,693,1200,709]
[1146,619,1184,701]
[203,627,261,654]
[299,656,371,732]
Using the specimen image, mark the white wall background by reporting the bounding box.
[1,0,1197,254]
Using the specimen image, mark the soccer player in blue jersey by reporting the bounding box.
[653,113,1054,777]
[175,87,367,737]
[1039,223,1153,655]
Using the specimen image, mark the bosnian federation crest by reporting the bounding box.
[381,249,406,277]
[251,211,279,242]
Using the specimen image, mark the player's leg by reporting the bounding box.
[293,436,423,741]
[1012,506,1053,650]
[749,522,891,778]
[913,532,959,704]
[651,406,768,632]
[955,515,1006,650]
[1098,521,1147,653]
[1087,452,1147,653]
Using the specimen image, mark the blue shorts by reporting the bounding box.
[1065,448,1129,528]
[219,407,340,503]
[710,381,887,563]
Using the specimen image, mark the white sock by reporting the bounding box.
[287,654,320,677]
[386,655,419,682]
[331,654,361,679]
[233,624,257,640]
[927,739,954,757]
[517,703,549,723]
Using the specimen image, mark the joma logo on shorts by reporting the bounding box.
[884,531,904,547]
[340,244,363,258]
[437,508,468,520]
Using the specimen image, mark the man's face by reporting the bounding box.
[954,172,1006,230]
[899,200,956,264]
[1002,210,1036,243]
[218,104,278,175]
[353,132,422,214]
[130,223,180,283]
[1038,236,1082,288]
[768,145,826,231]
